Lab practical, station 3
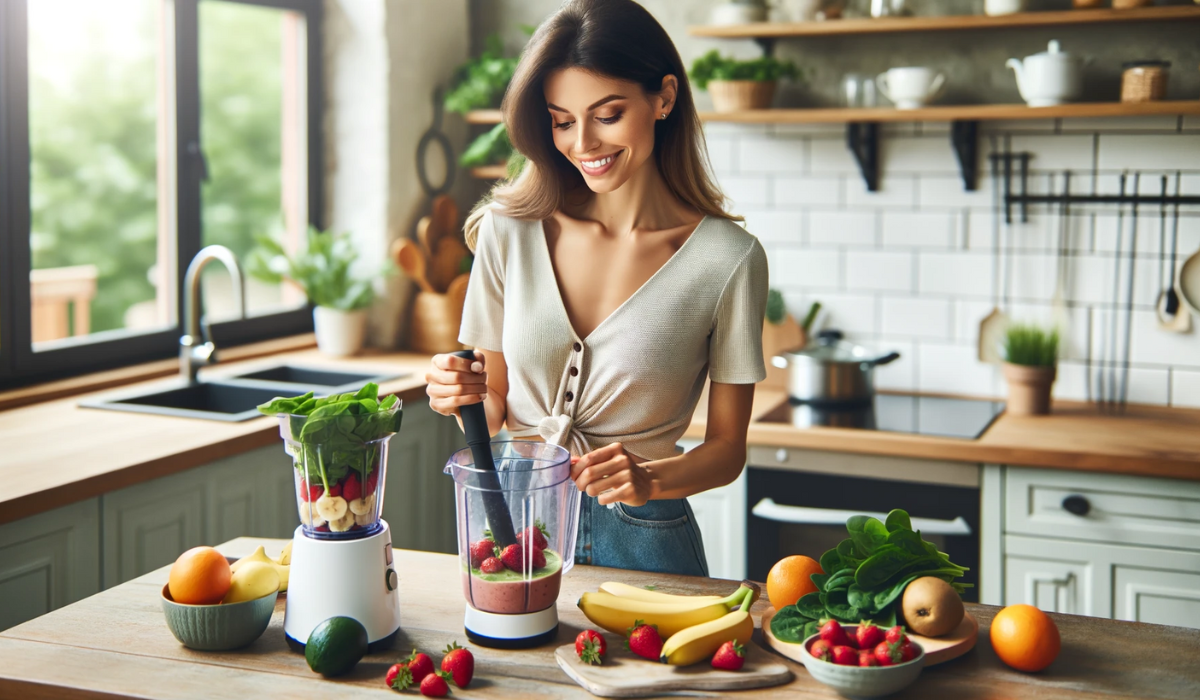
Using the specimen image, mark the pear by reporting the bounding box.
[231,545,290,592]
[901,576,964,637]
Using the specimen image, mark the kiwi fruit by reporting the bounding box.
[901,576,964,637]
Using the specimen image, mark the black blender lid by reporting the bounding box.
[1122,60,1171,69]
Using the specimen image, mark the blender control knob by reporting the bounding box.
[385,568,398,592]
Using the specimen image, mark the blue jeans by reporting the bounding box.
[573,495,710,577]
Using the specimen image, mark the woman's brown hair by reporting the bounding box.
[465,0,738,248]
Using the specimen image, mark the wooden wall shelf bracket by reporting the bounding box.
[951,120,980,192]
[846,122,879,192]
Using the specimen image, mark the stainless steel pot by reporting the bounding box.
[771,330,900,405]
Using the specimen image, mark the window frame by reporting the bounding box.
[0,0,323,388]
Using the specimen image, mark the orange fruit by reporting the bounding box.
[168,546,232,605]
[990,604,1061,672]
[766,555,823,610]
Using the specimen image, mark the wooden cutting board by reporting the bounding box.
[555,639,793,698]
[760,608,978,667]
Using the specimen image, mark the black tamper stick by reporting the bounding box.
[452,350,517,548]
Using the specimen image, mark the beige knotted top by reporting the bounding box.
[458,210,768,460]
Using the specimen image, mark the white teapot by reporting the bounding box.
[1007,40,1083,107]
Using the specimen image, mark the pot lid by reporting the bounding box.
[1030,40,1071,59]
[784,330,880,363]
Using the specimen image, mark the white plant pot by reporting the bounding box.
[313,306,367,357]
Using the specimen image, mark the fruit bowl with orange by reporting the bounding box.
[160,546,281,651]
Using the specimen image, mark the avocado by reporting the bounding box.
[305,617,368,676]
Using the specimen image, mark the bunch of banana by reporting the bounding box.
[659,589,755,665]
[578,582,758,639]
[231,544,291,592]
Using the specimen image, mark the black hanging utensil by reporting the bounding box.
[1166,171,1183,317]
[453,349,517,548]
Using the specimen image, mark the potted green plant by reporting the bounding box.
[1001,324,1060,416]
[689,50,801,112]
[247,227,389,357]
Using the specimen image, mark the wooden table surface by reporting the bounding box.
[1,537,1197,699]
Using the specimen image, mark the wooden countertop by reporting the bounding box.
[4,343,1200,528]
[1,537,1197,699]
[687,388,1200,482]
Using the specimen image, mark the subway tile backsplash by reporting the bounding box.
[715,121,1200,407]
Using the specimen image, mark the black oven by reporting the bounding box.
[746,467,980,603]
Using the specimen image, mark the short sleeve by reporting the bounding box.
[457,210,506,352]
[708,238,768,384]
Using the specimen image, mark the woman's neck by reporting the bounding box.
[568,158,699,235]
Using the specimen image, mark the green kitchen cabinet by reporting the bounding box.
[381,398,463,555]
[0,499,101,632]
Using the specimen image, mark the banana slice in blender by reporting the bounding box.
[349,491,376,516]
[354,510,374,527]
[330,510,356,532]
[298,504,327,528]
[315,494,348,522]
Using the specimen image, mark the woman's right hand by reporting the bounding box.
[425,350,488,417]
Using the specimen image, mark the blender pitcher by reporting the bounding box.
[445,441,579,648]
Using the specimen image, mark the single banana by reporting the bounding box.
[598,581,723,604]
[315,494,348,522]
[578,586,751,639]
[275,540,292,566]
[659,609,754,666]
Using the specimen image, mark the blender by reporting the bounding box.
[445,440,579,648]
[275,396,404,652]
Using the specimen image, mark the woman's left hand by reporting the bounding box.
[571,443,656,507]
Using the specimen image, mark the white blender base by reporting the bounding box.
[464,604,558,649]
[285,521,401,650]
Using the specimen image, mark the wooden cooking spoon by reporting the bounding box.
[391,239,435,293]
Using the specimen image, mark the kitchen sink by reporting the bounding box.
[81,381,308,422]
[226,364,399,390]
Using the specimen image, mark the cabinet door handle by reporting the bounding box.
[1061,495,1091,517]
[750,499,973,535]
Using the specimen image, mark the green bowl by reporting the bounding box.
[161,583,277,651]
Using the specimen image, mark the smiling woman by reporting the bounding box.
[425,0,770,578]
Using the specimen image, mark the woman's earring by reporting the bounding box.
[660,113,668,120]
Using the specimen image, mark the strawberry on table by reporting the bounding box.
[385,663,409,689]
[441,641,473,689]
[470,539,496,569]
[858,649,879,667]
[819,619,852,648]
[480,557,504,574]
[419,671,452,697]
[407,650,436,683]
[831,645,858,666]
[388,649,436,690]
[809,639,832,662]
[576,630,606,665]
[711,639,745,671]
[626,620,663,660]
[856,623,885,650]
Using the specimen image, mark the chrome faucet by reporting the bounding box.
[180,245,246,385]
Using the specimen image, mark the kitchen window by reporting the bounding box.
[0,0,323,388]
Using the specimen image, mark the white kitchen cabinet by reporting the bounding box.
[1113,566,1200,629]
[1002,536,1094,616]
[0,499,101,632]
[678,438,747,581]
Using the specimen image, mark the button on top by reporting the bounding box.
[565,391,574,402]
[573,342,582,352]
[569,366,579,377]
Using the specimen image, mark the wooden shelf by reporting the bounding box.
[469,164,508,179]
[699,100,1200,124]
[464,109,503,125]
[689,6,1200,38]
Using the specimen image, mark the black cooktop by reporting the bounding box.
[759,393,1006,440]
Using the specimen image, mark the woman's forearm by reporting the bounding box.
[644,436,746,500]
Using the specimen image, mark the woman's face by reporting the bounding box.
[543,67,675,194]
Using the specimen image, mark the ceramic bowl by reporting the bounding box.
[161,584,277,651]
[798,626,924,699]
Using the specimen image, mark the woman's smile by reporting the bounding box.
[578,150,623,177]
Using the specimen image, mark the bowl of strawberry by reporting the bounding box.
[798,620,924,699]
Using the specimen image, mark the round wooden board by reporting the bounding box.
[760,608,978,667]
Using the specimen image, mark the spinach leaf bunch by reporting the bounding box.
[688,50,801,90]
[445,34,519,114]
[258,383,403,492]
[246,226,390,311]
[771,509,970,643]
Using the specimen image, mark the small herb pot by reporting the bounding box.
[708,80,778,112]
[1002,363,1056,416]
[313,306,367,357]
